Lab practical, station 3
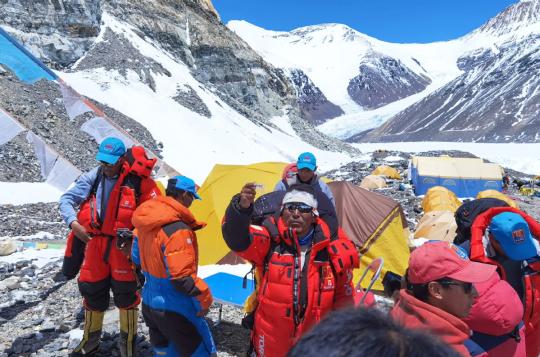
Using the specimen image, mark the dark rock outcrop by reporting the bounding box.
[347,54,431,110]
[288,68,344,125]
[0,0,101,68]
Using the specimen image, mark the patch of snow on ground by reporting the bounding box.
[199,264,252,279]
[0,248,63,268]
[383,155,405,162]
[0,182,63,204]
[0,231,56,241]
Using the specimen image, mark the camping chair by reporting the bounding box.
[204,272,254,325]
[355,258,384,306]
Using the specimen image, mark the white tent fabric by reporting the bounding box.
[81,116,135,148]
[0,109,25,145]
[59,82,93,121]
[46,157,82,191]
[26,131,58,179]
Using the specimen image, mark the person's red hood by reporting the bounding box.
[463,271,523,335]
[391,290,472,357]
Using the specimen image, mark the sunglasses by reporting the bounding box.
[438,280,473,294]
[283,202,313,214]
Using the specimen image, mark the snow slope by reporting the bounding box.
[228,21,465,134]
[0,182,63,204]
[60,13,354,184]
[229,1,540,140]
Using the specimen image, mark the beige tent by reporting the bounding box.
[359,175,387,189]
[414,211,457,243]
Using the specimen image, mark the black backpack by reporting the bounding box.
[454,198,509,245]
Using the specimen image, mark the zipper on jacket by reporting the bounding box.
[317,266,323,307]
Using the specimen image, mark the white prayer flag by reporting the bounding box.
[81,116,135,148]
[26,131,59,179]
[0,109,25,145]
[46,157,82,191]
[59,82,93,121]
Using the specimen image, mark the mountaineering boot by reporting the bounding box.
[118,308,138,357]
[71,309,105,356]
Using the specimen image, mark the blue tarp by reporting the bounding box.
[204,272,254,307]
[413,175,502,197]
[411,156,503,198]
[0,27,57,83]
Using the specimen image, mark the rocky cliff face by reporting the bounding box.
[0,0,101,68]
[287,68,344,125]
[0,0,300,123]
[101,0,298,122]
[347,54,431,110]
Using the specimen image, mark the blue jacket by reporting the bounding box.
[58,167,117,227]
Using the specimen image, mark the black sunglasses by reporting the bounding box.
[283,202,313,214]
[438,280,473,294]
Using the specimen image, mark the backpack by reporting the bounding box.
[121,146,157,202]
[454,198,509,245]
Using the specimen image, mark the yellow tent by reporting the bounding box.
[371,165,401,179]
[414,211,457,243]
[191,162,288,265]
[476,189,518,208]
[359,175,387,189]
[422,186,462,213]
[329,181,410,290]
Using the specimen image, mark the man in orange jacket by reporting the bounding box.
[132,175,216,357]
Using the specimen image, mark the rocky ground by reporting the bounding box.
[0,151,538,356]
[0,68,162,182]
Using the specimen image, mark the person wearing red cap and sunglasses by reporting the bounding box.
[391,241,496,357]
[222,183,358,357]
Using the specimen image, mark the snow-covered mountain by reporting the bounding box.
[229,0,540,142]
[228,21,464,133]
[0,0,356,183]
[364,0,540,143]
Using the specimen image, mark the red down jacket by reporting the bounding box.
[463,272,526,356]
[391,290,487,357]
[470,206,540,357]
[222,196,357,357]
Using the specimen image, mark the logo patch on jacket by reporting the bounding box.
[321,266,335,291]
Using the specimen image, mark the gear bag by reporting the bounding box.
[454,198,509,245]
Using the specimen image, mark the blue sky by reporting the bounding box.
[212,0,519,43]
